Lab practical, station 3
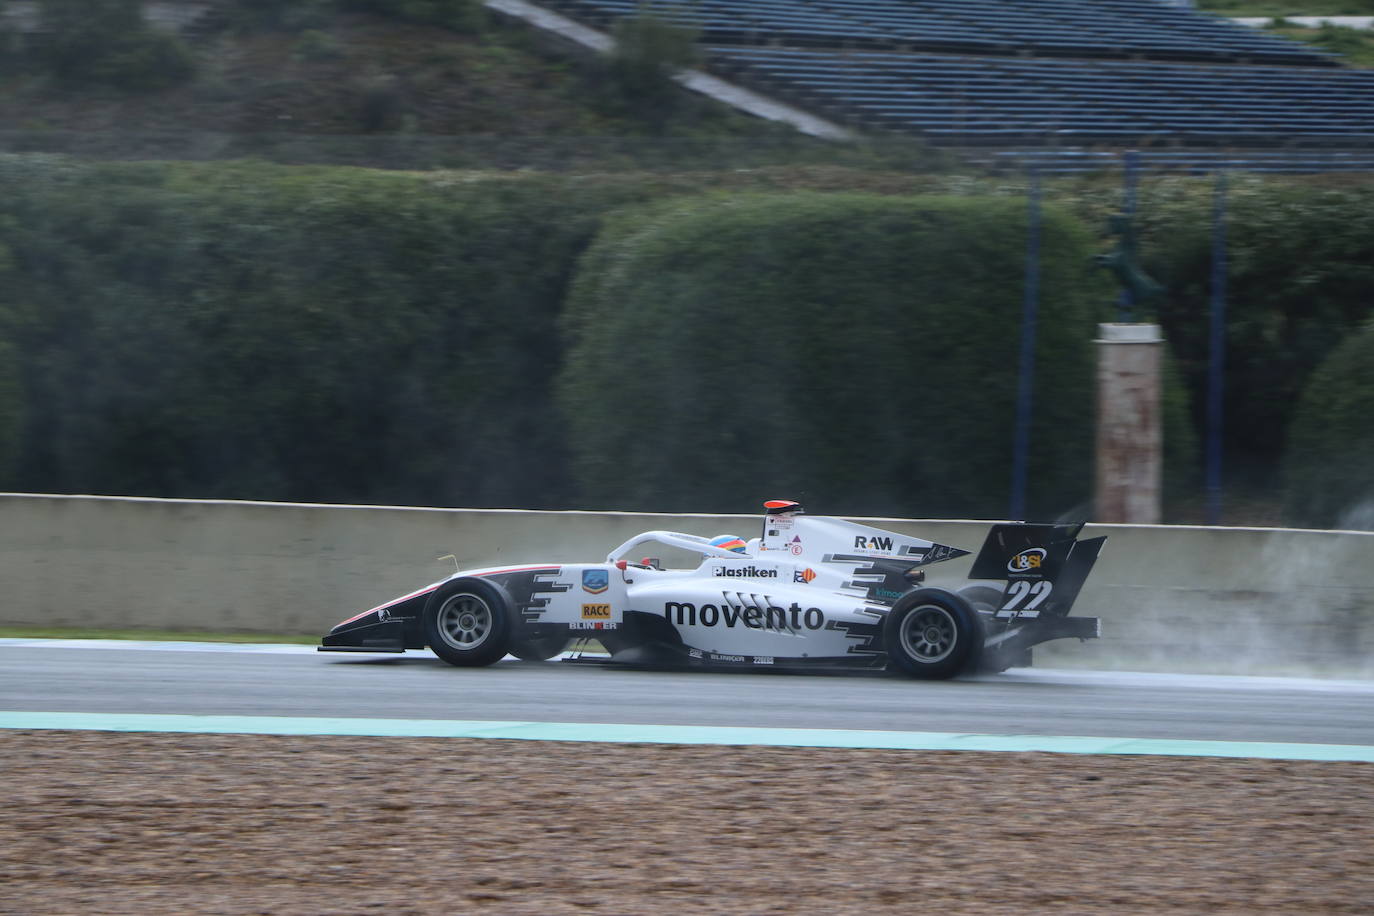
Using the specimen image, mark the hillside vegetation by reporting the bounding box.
[0,1,806,152]
[1198,0,1374,65]
[1199,1,1374,14]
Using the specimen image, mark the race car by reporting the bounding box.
[320,500,1105,679]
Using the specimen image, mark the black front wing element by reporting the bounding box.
[319,618,410,652]
[318,588,434,654]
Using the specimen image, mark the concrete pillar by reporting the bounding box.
[1095,323,1163,524]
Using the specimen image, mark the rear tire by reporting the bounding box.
[957,584,1004,613]
[424,581,511,668]
[509,635,566,661]
[883,589,980,680]
[957,585,1027,673]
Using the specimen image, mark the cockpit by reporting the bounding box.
[606,530,761,571]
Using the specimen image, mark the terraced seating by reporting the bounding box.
[547,0,1335,65]
[535,0,1371,147]
[708,47,1374,145]
[977,148,1374,173]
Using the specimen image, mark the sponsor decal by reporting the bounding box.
[582,569,609,595]
[497,569,573,626]
[581,603,611,619]
[753,656,774,665]
[711,654,748,663]
[688,648,704,659]
[665,601,825,631]
[1002,579,1053,612]
[570,620,618,630]
[771,516,794,530]
[854,535,895,552]
[338,583,442,628]
[1008,548,1047,574]
[826,610,885,657]
[377,607,391,621]
[873,587,904,600]
[922,544,959,563]
[712,565,778,579]
[788,535,804,556]
[794,567,817,584]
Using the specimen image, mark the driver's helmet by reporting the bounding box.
[709,534,748,554]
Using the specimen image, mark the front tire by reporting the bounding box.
[424,581,511,667]
[883,589,980,679]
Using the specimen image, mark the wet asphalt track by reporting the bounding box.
[2,641,1372,746]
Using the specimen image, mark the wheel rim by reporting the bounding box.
[436,593,493,651]
[898,604,957,664]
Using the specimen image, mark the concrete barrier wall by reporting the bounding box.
[3,494,1372,673]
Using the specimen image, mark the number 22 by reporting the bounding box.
[1002,580,1053,611]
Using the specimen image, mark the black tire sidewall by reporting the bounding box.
[957,584,1004,613]
[424,579,512,667]
[509,635,567,661]
[956,585,1019,673]
[883,589,980,679]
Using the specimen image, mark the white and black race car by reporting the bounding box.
[320,501,1105,679]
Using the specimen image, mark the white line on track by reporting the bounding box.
[988,666,1374,695]
[0,638,331,654]
[5,638,1374,694]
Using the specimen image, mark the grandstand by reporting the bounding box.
[543,0,1374,153]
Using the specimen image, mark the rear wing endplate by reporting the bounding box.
[968,523,1106,617]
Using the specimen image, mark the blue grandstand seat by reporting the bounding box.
[540,0,1374,148]
[705,44,1374,146]
[554,0,1338,63]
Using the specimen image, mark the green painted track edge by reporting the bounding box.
[3,711,1373,761]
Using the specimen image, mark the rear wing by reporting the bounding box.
[968,523,1106,617]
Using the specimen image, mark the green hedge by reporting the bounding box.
[0,157,648,507]
[1283,323,1374,528]
[0,158,1235,519]
[0,337,20,481]
[1132,176,1374,485]
[559,192,1113,519]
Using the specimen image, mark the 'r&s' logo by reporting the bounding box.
[1007,548,1047,574]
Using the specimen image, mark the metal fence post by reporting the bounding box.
[1010,168,1041,521]
[1206,171,1228,525]
[1119,149,1140,321]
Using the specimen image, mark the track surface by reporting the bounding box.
[3,642,1372,745]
